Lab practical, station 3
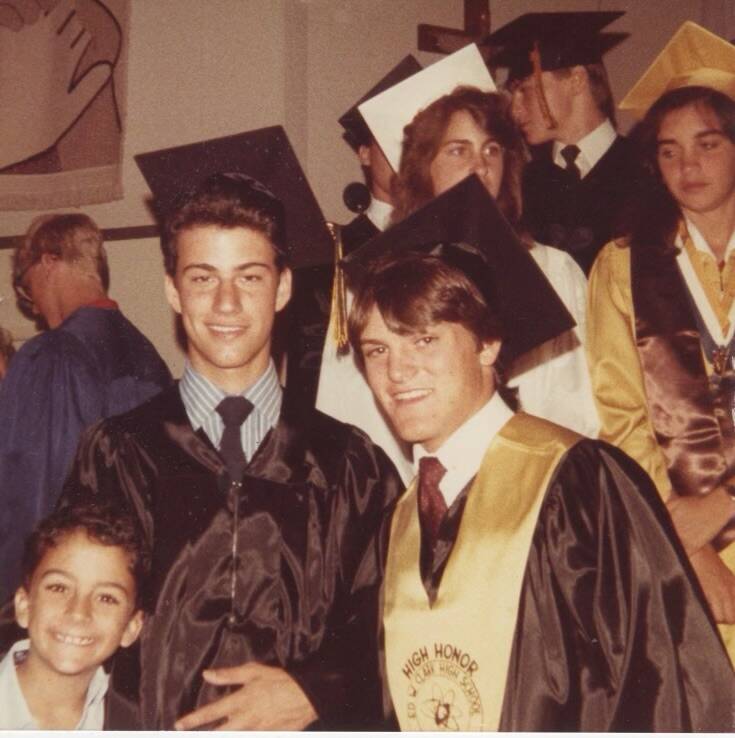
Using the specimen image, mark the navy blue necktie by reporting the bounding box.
[216,396,253,482]
[561,144,581,181]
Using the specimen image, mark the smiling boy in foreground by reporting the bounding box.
[0,501,145,730]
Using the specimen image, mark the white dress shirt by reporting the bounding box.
[508,243,600,438]
[0,639,109,730]
[684,216,735,261]
[553,118,617,179]
[365,196,393,231]
[413,393,513,508]
[179,360,281,461]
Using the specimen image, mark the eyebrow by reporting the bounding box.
[39,569,131,595]
[181,261,272,273]
[657,129,726,145]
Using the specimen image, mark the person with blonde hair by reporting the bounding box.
[0,326,15,380]
[0,212,171,603]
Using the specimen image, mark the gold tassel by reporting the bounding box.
[326,222,350,355]
[530,42,557,130]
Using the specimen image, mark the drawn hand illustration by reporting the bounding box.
[0,0,112,168]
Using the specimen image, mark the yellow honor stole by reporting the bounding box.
[384,413,579,731]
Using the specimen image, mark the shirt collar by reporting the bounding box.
[683,216,735,261]
[0,639,108,730]
[179,360,282,432]
[413,392,514,508]
[0,640,34,729]
[365,197,393,231]
[553,118,616,178]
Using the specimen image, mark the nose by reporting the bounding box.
[386,346,416,384]
[510,91,524,122]
[472,150,489,177]
[213,278,241,313]
[66,592,93,621]
[680,146,702,173]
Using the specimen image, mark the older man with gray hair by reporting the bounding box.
[0,213,171,602]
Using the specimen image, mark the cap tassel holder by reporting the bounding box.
[531,41,557,130]
[326,221,350,355]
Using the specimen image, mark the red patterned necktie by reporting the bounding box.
[418,456,448,550]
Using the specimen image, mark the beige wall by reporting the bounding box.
[1,0,733,375]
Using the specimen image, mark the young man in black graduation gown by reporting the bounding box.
[60,132,403,730]
[344,175,734,731]
[284,55,421,416]
[487,12,643,274]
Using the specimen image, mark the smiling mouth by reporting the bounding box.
[393,388,432,403]
[208,324,246,336]
[53,632,94,646]
[682,182,708,191]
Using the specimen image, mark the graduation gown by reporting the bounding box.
[522,136,642,274]
[281,213,379,416]
[60,384,403,730]
[0,305,171,603]
[380,424,734,731]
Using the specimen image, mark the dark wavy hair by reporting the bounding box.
[391,87,528,231]
[626,86,735,254]
[22,499,150,608]
[162,173,287,276]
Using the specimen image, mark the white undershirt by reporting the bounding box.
[553,118,616,179]
[365,196,393,231]
[413,393,513,508]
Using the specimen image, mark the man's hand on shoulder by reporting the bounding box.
[174,662,318,731]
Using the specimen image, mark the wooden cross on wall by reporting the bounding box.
[418,0,491,58]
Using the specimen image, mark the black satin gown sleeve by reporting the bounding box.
[282,425,404,729]
[60,388,404,730]
[499,439,735,731]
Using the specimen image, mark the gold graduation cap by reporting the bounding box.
[620,21,735,118]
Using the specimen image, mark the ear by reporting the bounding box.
[357,144,372,168]
[119,609,144,649]
[569,65,588,95]
[39,253,58,272]
[479,339,501,367]
[164,274,182,315]
[14,587,30,629]
[275,267,292,313]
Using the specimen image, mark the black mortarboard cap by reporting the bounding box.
[487,11,627,81]
[135,126,333,269]
[338,55,422,150]
[342,175,574,363]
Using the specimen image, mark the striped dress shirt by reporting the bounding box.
[179,361,282,461]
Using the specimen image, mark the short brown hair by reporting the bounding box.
[348,248,503,364]
[391,87,527,228]
[13,213,109,302]
[162,173,287,276]
[551,63,616,125]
